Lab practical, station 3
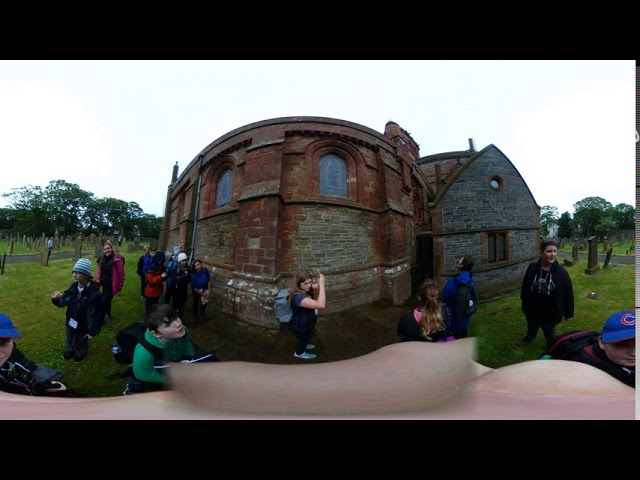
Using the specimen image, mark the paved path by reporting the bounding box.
[188,296,407,365]
[1,250,95,264]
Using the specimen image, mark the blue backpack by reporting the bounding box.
[165,257,179,288]
[274,288,293,323]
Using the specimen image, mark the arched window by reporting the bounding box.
[216,169,233,208]
[320,154,347,197]
[413,193,422,223]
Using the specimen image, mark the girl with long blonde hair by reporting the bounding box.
[397,278,454,342]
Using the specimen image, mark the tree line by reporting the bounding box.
[0,180,162,239]
[0,182,633,243]
[539,196,634,239]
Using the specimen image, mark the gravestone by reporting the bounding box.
[602,238,608,253]
[9,239,14,254]
[585,236,600,275]
[571,242,579,263]
[603,247,614,269]
[73,236,83,261]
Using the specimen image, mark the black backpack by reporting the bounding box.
[106,323,163,380]
[542,329,599,360]
[112,322,163,365]
[453,282,478,318]
[542,329,635,388]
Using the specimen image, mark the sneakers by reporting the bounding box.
[516,337,533,347]
[105,315,112,324]
[294,352,317,360]
[306,344,315,350]
[74,355,86,363]
[63,351,75,360]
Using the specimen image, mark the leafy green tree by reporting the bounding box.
[2,179,162,241]
[595,216,616,238]
[83,197,129,235]
[540,205,559,237]
[87,199,147,240]
[0,207,17,230]
[43,180,93,234]
[138,214,162,239]
[610,203,634,230]
[557,212,574,239]
[1,185,51,236]
[573,196,612,237]
[99,197,130,234]
[120,202,145,240]
[82,197,109,235]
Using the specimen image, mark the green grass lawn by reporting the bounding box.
[1,247,147,397]
[0,241,635,397]
[472,261,634,368]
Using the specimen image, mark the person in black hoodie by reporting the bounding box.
[518,239,574,347]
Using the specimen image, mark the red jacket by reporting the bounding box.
[145,267,165,298]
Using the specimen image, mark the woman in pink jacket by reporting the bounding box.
[96,242,125,324]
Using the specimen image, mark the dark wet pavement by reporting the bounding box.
[185,295,411,365]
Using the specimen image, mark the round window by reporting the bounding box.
[489,175,504,192]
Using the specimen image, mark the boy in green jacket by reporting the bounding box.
[126,303,196,394]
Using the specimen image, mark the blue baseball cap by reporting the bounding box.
[0,313,22,338]
[601,311,635,344]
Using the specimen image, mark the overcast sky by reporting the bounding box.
[0,60,633,218]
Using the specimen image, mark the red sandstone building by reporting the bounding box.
[159,116,540,328]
